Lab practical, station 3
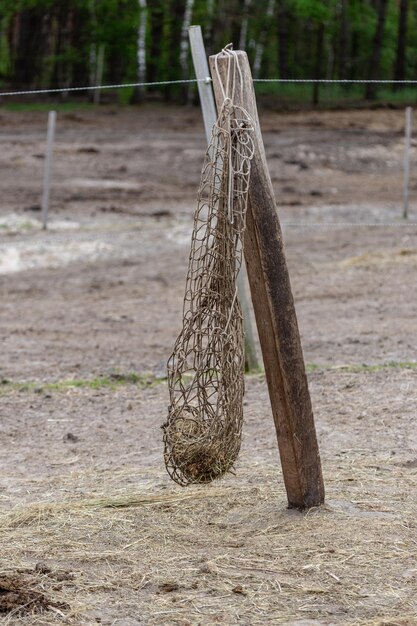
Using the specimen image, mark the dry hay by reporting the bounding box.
[165,408,239,484]
[1,368,416,625]
[0,456,416,626]
[339,248,417,269]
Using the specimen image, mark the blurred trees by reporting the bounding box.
[393,0,409,87]
[0,0,416,101]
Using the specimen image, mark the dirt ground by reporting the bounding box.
[0,105,416,625]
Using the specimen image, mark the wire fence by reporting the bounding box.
[0,78,206,98]
[2,77,417,98]
[255,78,417,84]
[0,77,416,229]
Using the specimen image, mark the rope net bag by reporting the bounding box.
[162,47,255,486]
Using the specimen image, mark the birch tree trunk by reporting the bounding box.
[393,0,408,90]
[277,0,289,79]
[253,0,275,79]
[179,0,195,79]
[366,0,389,99]
[239,0,251,51]
[132,0,147,103]
[138,0,147,83]
[338,0,349,80]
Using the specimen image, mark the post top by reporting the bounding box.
[209,47,246,60]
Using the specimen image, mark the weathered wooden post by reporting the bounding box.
[189,25,259,372]
[210,49,324,509]
[41,110,57,230]
[403,106,412,219]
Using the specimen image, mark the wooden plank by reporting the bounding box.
[189,25,259,371]
[209,49,324,509]
[41,110,57,230]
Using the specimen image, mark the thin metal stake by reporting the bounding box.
[189,25,217,143]
[189,24,259,371]
[403,106,412,219]
[41,110,57,230]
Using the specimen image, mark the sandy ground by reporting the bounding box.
[0,105,416,625]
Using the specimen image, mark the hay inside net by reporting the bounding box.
[163,89,255,486]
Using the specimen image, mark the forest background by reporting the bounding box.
[0,0,415,106]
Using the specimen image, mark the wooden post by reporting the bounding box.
[189,25,259,372]
[403,106,412,219]
[41,110,57,230]
[210,50,324,509]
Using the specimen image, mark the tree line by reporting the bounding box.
[0,0,415,102]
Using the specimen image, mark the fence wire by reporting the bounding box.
[0,75,416,229]
[2,77,417,98]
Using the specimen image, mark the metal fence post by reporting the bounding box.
[41,110,57,230]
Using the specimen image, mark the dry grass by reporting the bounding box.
[1,457,416,626]
[339,248,417,268]
[1,368,416,625]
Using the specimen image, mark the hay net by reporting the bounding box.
[162,46,255,486]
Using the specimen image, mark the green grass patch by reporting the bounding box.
[0,371,165,395]
[254,82,417,108]
[327,360,417,373]
[304,360,417,373]
[253,360,417,376]
[0,361,415,396]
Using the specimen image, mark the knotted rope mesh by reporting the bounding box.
[162,50,255,486]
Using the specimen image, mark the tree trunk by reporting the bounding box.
[393,0,408,91]
[204,0,217,55]
[147,2,163,84]
[312,23,324,105]
[61,8,75,99]
[253,0,275,79]
[277,1,289,78]
[13,9,45,88]
[179,0,194,102]
[349,29,358,80]
[366,0,388,99]
[179,0,194,79]
[338,0,349,80]
[239,0,251,51]
[132,0,147,103]
[88,0,97,101]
